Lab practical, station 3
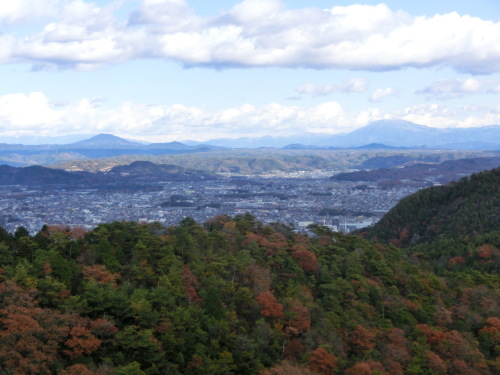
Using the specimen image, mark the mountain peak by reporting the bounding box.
[68,134,142,148]
[365,119,427,130]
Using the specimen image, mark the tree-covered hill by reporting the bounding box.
[0,214,498,374]
[0,161,217,186]
[363,167,500,246]
[331,156,500,186]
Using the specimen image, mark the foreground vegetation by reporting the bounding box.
[0,211,498,374]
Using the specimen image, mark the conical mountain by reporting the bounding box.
[66,134,143,149]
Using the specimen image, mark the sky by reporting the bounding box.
[1,0,500,144]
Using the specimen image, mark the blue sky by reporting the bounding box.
[1,0,500,144]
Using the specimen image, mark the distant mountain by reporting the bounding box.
[145,141,195,150]
[282,142,401,150]
[200,120,500,149]
[0,134,217,166]
[65,134,144,149]
[1,122,500,167]
[0,161,217,186]
[364,167,500,245]
[330,120,500,148]
[332,156,500,186]
[109,161,216,180]
[0,165,94,185]
[352,143,402,150]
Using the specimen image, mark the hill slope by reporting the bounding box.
[0,215,498,374]
[364,167,500,246]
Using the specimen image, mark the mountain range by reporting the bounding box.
[191,120,500,149]
[1,120,499,167]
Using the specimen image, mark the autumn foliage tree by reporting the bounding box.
[257,291,284,319]
[0,279,102,374]
[347,324,376,354]
[307,347,337,375]
[290,245,318,274]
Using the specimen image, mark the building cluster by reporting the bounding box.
[0,175,420,235]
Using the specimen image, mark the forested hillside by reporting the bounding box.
[0,213,498,374]
[364,167,500,246]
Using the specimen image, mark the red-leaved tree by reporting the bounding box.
[307,347,337,375]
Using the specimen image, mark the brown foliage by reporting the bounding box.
[0,279,102,374]
[58,364,96,375]
[348,324,376,353]
[381,328,410,371]
[260,360,314,375]
[181,266,202,304]
[243,232,288,256]
[479,317,500,343]
[307,347,337,375]
[416,324,447,345]
[245,264,272,295]
[82,264,120,287]
[344,360,387,375]
[91,318,119,339]
[477,245,493,259]
[426,351,448,374]
[257,291,284,318]
[318,235,334,247]
[286,299,311,335]
[434,305,453,326]
[448,256,465,266]
[187,355,204,369]
[0,280,68,374]
[284,339,304,360]
[63,325,101,359]
[291,246,318,274]
[268,233,288,251]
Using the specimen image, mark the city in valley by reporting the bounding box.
[0,171,423,235]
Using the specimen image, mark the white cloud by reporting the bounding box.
[0,1,499,73]
[0,92,60,128]
[390,102,500,128]
[0,0,59,24]
[297,78,369,96]
[369,87,398,102]
[417,78,500,99]
[228,0,284,24]
[2,92,500,142]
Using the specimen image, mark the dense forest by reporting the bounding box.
[364,167,500,246]
[1,170,499,374]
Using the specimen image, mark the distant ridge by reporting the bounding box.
[201,120,500,149]
[332,156,500,185]
[1,121,500,167]
[0,161,217,185]
[2,121,500,150]
[66,134,143,149]
[109,161,216,180]
[0,134,218,166]
[282,142,401,150]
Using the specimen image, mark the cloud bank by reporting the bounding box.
[2,0,500,73]
[1,92,499,143]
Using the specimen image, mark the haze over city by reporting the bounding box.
[1,0,500,144]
